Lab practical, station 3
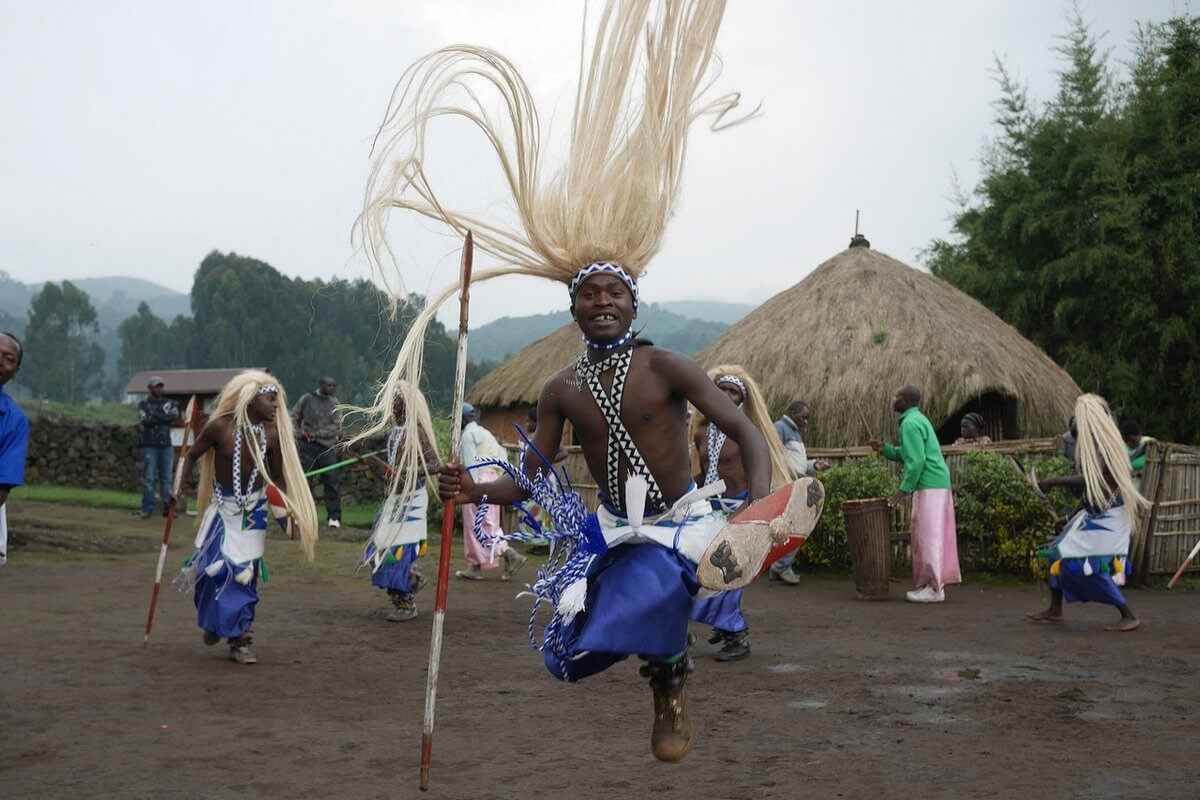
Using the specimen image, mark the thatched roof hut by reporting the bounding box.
[468,324,583,442]
[697,237,1081,446]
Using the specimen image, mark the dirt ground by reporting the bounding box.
[2,502,1200,800]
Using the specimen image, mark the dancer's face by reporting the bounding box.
[717,381,744,407]
[250,391,278,423]
[572,273,635,345]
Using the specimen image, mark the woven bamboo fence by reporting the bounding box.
[1131,441,1200,584]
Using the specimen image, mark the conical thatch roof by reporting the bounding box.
[468,324,583,408]
[697,242,1081,446]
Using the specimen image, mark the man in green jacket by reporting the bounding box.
[869,386,960,603]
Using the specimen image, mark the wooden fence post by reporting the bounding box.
[1136,443,1173,587]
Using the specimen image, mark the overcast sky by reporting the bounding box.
[0,1,1184,326]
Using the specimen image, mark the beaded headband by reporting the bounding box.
[568,262,639,312]
[256,384,279,396]
[715,374,746,397]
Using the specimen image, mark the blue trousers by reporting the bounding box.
[141,446,174,513]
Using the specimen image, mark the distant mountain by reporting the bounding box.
[470,302,728,363]
[0,273,191,326]
[0,272,192,394]
[655,300,755,325]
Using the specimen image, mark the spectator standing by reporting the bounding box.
[869,385,961,603]
[292,376,344,528]
[0,332,30,566]
[953,412,993,445]
[768,400,829,584]
[454,403,526,580]
[137,376,179,519]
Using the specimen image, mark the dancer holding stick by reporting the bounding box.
[350,0,816,773]
[142,395,198,647]
[420,232,473,790]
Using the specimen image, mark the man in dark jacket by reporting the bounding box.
[138,376,179,518]
[292,376,344,527]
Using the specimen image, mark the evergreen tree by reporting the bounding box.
[926,11,1200,442]
[22,281,106,403]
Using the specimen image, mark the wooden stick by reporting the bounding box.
[142,395,199,647]
[421,231,473,792]
[1167,537,1200,589]
[855,402,876,442]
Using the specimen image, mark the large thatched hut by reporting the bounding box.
[468,324,583,442]
[697,235,1081,446]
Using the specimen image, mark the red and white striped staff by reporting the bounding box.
[142,394,200,647]
[420,231,473,791]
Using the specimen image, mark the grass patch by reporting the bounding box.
[17,399,138,425]
[18,484,142,510]
[328,502,381,530]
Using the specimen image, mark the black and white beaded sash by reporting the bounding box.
[387,425,405,469]
[573,348,664,511]
[704,422,726,487]
[224,423,267,509]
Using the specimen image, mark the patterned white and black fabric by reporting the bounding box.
[704,422,726,487]
[573,348,664,511]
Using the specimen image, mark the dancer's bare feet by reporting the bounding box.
[1025,608,1063,622]
[1105,617,1140,632]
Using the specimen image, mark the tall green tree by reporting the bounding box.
[925,11,1200,442]
[184,251,462,409]
[116,301,195,380]
[22,281,106,403]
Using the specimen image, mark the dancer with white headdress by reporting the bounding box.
[361,383,440,621]
[171,370,318,664]
[353,0,820,761]
[690,365,791,662]
[1027,394,1149,632]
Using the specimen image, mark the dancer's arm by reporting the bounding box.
[665,352,769,503]
[438,384,564,506]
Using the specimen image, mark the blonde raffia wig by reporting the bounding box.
[385,379,442,496]
[690,364,792,490]
[351,0,754,499]
[195,370,318,560]
[1073,393,1150,528]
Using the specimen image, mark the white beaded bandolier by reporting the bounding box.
[226,423,268,509]
[573,347,664,511]
[704,422,727,488]
[387,425,405,470]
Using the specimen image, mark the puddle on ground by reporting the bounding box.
[787,699,828,710]
[768,663,812,674]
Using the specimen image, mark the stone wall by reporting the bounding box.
[22,416,392,507]
[24,417,144,490]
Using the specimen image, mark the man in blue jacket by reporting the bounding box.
[0,332,30,566]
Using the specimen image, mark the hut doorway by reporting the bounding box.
[937,391,1019,444]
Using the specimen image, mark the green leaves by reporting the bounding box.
[926,12,1200,444]
[21,281,105,403]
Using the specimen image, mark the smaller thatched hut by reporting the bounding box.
[697,236,1082,446]
[468,324,583,442]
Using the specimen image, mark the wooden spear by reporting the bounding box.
[142,395,199,647]
[1167,538,1200,589]
[420,231,473,791]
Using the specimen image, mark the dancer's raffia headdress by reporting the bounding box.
[690,364,792,489]
[1073,394,1149,528]
[353,0,753,499]
[196,370,318,559]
